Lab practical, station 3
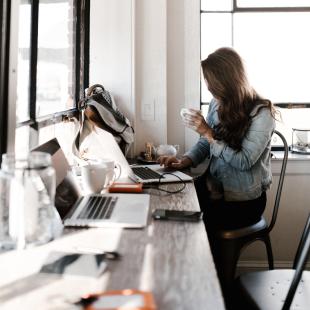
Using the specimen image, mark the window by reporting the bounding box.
[14,0,89,156]
[36,0,75,117]
[200,0,310,146]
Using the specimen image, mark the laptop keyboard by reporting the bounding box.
[78,196,117,220]
[131,167,163,180]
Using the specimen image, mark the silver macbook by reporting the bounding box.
[128,164,193,184]
[63,192,150,228]
[32,138,150,228]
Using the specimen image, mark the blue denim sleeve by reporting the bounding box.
[184,137,210,167]
[210,108,275,171]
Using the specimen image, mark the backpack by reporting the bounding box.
[73,84,134,157]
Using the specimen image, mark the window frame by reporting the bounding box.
[200,0,310,107]
[0,0,11,160]
[16,0,90,132]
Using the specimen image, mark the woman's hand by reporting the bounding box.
[157,156,192,169]
[183,111,214,142]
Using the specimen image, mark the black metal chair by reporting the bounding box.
[236,213,310,310]
[214,130,289,292]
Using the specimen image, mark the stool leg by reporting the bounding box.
[263,235,274,270]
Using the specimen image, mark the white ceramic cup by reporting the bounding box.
[88,158,121,186]
[180,108,201,130]
[180,108,200,120]
[81,164,109,194]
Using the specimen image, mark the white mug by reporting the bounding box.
[81,164,109,194]
[88,158,121,186]
[180,108,200,120]
[180,108,201,130]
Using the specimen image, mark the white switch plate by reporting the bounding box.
[141,101,155,121]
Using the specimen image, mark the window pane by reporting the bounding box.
[274,107,310,146]
[36,0,75,117]
[234,12,310,103]
[201,0,232,11]
[237,0,310,8]
[16,0,31,123]
[201,104,209,118]
[201,13,232,102]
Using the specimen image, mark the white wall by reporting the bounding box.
[183,0,201,152]
[89,0,134,155]
[134,0,168,155]
[90,0,200,157]
[89,0,310,267]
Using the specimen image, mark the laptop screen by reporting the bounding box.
[32,138,81,219]
[32,138,70,187]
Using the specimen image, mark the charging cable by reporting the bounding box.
[143,172,187,194]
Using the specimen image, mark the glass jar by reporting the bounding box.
[1,152,63,248]
[291,128,310,154]
[2,152,56,202]
[0,171,16,250]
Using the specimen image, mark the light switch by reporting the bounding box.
[141,101,155,121]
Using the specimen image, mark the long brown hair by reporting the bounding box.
[201,47,276,151]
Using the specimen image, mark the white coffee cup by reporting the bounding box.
[81,164,109,194]
[88,158,121,186]
[180,108,200,120]
[180,108,202,130]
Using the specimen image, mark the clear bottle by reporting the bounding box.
[1,152,63,248]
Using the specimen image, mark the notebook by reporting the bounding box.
[32,139,150,228]
[77,126,193,184]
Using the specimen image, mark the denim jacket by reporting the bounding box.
[184,99,275,201]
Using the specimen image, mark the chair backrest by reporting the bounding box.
[267,130,289,233]
[282,213,310,310]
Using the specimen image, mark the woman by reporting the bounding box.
[158,47,277,231]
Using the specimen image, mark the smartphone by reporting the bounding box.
[152,209,202,222]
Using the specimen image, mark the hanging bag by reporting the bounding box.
[73,84,134,159]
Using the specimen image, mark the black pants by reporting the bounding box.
[194,174,267,309]
[194,174,266,231]
[194,173,266,275]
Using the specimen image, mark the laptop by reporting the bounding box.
[78,125,193,184]
[128,164,193,184]
[32,138,150,228]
